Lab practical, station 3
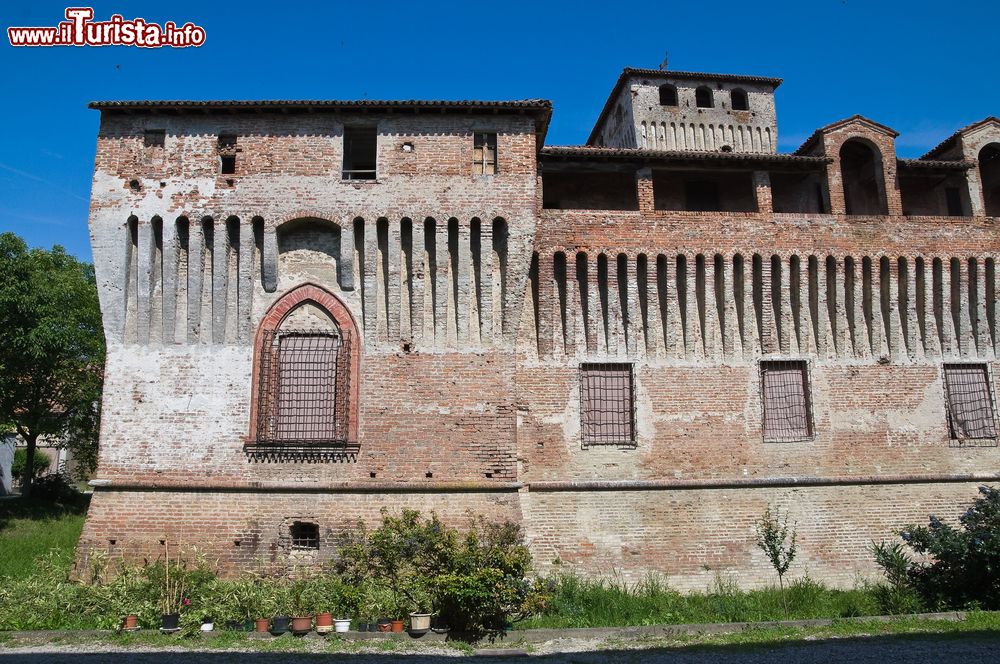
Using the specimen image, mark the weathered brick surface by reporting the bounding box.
[80,85,1000,588]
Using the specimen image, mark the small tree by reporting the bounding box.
[755,504,798,615]
[0,233,104,496]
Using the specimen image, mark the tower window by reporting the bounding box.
[695,86,714,109]
[731,88,749,111]
[473,132,497,175]
[343,126,377,180]
[658,84,678,106]
[144,129,165,148]
[218,134,237,175]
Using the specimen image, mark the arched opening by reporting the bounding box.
[731,88,749,111]
[695,86,714,109]
[979,144,1000,216]
[840,139,887,215]
[658,83,678,106]
[250,284,360,448]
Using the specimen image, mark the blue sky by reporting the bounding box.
[2,0,998,261]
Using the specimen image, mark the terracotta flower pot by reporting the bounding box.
[122,614,139,631]
[291,615,313,635]
[255,618,270,633]
[390,619,405,633]
[315,612,333,634]
[376,619,392,632]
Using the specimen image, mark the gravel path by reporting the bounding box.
[2,632,1000,663]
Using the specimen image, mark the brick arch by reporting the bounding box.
[248,283,360,444]
[274,211,342,230]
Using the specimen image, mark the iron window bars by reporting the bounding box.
[760,360,814,442]
[943,363,998,443]
[580,363,636,448]
[290,521,320,551]
[254,329,352,450]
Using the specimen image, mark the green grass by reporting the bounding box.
[0,495,89,578]
[587,612,1000,654]
[519,573,882,629]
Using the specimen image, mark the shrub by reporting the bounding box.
[873,485,1000,611]
[11,448,50,484]
[334,510,544,636]
[431,517,544,635]
[29,474,81,504]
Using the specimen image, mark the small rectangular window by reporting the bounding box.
[144,129,165,148]
[473,132,498,175]
[580,363,635,447]
[945,187,964,216]
[943,363,997,441]
[218,134,237,175]
[343,126,377,180]
[761,360,813,442]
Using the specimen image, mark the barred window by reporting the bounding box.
[473,132,497,175]
[290,522,319,551]
[943,363,997,441]
[580,363,635,447]
[256,329,352,445]
[761,360,813,442]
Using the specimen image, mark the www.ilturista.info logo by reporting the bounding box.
[8,7,206,48]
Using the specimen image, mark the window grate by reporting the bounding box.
[580,363,636,447]
[255,329,352,445]
[761,360,813,442]
[944,363,998,442]
[290,522,319,551]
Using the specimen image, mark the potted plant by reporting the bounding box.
[354,580,380,632]
[288,577,313,635]
[406,584,434,634]
[227,576,271,632]
[158,544,187,632]
[122,614,139,632]
[270,582,291,635]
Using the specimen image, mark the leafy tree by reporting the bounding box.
[0,233,104,495]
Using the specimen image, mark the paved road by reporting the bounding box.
[2,632,1000,664]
